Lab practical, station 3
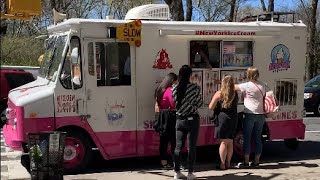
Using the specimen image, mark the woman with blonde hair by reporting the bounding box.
[235,67,267,167]
[209,75,238,170]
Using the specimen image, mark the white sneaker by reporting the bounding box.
[174,171,186,179]
[187,173,197,180]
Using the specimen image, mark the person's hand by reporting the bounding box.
[206,64,212,69]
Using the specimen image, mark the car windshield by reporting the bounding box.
[39,35,67,80]
[305,75,320,87]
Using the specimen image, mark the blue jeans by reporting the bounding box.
[243,113,265,156]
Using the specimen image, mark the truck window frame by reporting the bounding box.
[221,41,254,68]
[89,41,131,87]
[59,36,83,90]
[189,40,222,69]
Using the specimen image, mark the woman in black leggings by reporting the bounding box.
[172,65,203,180]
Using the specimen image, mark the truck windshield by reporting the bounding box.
[39,35,67,80]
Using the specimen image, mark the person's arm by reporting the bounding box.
[164,88,176,109]
[155,99,160,113]
[192,85,203,108]
[209,91,221,109]
[234,84,241,91]
[199,50,212,68]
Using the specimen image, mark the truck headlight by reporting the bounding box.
[304,93,313,99]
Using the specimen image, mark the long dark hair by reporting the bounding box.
[155,72,178,105]
[176,65,192,109]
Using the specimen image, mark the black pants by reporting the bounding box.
[174,114,200,173]
[159,133,176,161]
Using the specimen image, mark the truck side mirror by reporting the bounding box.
[71,48,79,64]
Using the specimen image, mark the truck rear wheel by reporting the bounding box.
[233,130,244,157]
[284,138,299,150]
[63,130,92,172]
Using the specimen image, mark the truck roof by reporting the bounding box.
[48,18,307,33]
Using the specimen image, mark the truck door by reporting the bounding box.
[83,39,137,157]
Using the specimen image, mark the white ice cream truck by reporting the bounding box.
[4,4,307,171]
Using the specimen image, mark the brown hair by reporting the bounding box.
[246,67,259,81]
[220,75,235,109]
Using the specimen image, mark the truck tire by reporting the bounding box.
[63,130,93,173]
[0,106,7,128]
[233,130,245,157]
[284,138,299,150]
[233,130,265,158]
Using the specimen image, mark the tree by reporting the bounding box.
[308,0,319,79]
[229,0,236,22]
[268,0,274,12]
[194,0,230,22]
[186,0,193,21]
[106,0,160,19]
[259,0,274,12]
[164,0,184,20]
[260,0,267,11]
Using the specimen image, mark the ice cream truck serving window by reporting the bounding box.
[190,41,253,69]
[87,42,131,86]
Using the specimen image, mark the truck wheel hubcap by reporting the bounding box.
[64,137,85,169]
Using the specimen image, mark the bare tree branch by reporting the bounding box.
[260,0,266,11]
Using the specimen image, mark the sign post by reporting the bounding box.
[116,20,142,47]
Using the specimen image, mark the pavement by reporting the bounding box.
[1,116,320,180]
[63,159,320,180]
[0,131,31,180]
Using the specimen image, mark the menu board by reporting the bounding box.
[203,70,219,105]
[220,70,247,104]
[223,54,253,68]
[190,70,203,106]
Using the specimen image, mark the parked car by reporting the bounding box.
[0,69,35,128]
[304,75,320,116]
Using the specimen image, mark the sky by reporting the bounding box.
[244,0,304,11]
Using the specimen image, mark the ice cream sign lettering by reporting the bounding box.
[56,95,76,113]
[269,44,291,72]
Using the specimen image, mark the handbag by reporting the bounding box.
[253,83,280,118]
[210,100,221,127]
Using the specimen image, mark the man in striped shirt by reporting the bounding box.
[172,65,203,180]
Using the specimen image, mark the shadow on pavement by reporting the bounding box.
[199,172,282,180]
[261,141,320,163]
[253,162,319,169]
[136,171,283,180]
[20,140,320,175]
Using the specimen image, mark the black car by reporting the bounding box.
[304,75,320,116]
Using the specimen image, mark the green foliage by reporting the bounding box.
[1,35,44,66]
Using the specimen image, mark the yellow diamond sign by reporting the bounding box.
[116,20,142,47]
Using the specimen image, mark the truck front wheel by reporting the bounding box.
[63,131,92,172]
